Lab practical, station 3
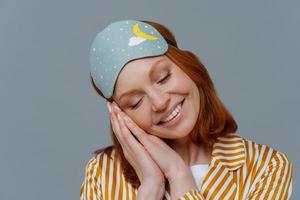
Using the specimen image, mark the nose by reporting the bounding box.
[150,90,170,112]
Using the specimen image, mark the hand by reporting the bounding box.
[107,101,165,189]
[108,101,198,200]
[137,182,166,200]
[109,102,188,182]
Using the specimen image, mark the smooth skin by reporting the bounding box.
[107,55,212,199]
[112,55,211,168]
[108,101,198,200]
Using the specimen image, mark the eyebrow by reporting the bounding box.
[118,59,167,102]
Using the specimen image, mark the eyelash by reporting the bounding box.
[129,72,172,110]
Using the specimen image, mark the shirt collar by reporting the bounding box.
[210,133,246,171]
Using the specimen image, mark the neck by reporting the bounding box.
[167,136,212,166]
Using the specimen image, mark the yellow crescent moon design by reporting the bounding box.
[132,23,158,41]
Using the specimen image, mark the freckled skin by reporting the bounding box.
[113,55,200,141]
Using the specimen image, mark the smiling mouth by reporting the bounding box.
[157,98,185,126]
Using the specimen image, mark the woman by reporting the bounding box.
[80,19,293,200]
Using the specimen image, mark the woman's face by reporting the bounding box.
[113,55,200,139]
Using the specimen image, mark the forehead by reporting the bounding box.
[113,55,171,99]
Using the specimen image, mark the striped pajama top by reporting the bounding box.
[80,133,293,200]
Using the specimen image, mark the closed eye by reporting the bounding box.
[130,72,172,110]
[158,72,171,84]
[130,98,143,110]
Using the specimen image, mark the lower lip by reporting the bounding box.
[159,98,185,128]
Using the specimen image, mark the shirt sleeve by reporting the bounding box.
[80,157,103,200]
[177,188,205,200]
[247,150,293,199]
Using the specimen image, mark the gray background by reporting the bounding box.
[0,0,298,199]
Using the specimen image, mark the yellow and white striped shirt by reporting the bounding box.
[80,133,293,200]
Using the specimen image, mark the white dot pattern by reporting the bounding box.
[89,19,169,99]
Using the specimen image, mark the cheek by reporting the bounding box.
[130,113,152,131]
[171,73,192,92]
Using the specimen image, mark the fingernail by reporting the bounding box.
[106,102,111,113]
[113,103,121,112]
[117,113,122,121]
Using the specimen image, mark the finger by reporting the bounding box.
[110,101,138,143]
[120,113,155,152]
[121,112,175,158]
[109,103,120,135]
[109,102,125,140]
[111,102,147,143]
[116,111,146,155]
[110,103,146,158]
[109,103,129,152]
[121,113,146,140]
[120,112,166,149]
[111,102,155,156]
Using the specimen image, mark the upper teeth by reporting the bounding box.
[161,103,182,123]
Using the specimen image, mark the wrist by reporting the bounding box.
[137,181,165,200]
[168,170,198,200]
[165,160,187,181]
[167,167,190,184]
